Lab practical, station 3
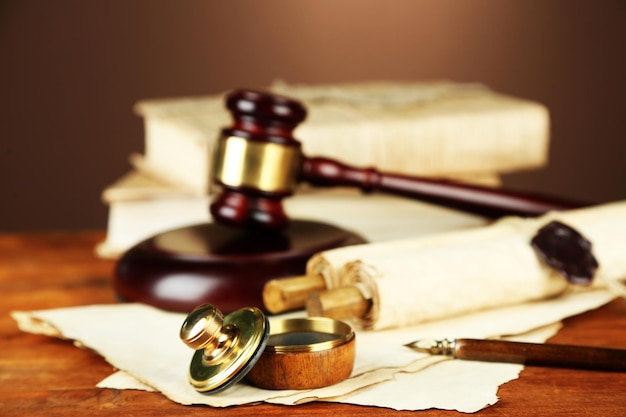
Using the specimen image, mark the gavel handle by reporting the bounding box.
[301,157,586,218]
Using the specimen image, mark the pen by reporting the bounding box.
[404,338,626,372]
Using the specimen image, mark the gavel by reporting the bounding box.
[210,89,584,231]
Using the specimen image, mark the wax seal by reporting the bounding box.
[530,220,598,285]
[180,303,355,393]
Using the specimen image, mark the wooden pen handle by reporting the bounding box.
[456,339,626,372]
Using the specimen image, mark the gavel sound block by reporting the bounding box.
[115,89,583,313]
[113,221,365,313]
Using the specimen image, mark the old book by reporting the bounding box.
[132,80,549,194]
[95,170,487,259]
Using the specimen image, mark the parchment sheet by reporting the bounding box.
[12,288,613,412]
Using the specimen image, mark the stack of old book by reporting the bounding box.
[96,80,550,258]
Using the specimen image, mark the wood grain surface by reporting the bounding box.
[1,231,625,416]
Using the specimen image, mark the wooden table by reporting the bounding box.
[1,231,625,416]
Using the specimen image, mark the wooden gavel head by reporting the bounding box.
[210,89,307,230]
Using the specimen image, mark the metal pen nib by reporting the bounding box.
[404,338,626,372]
[404,338,456,356]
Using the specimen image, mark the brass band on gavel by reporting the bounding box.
[264,201,626,331]
[213,135,302,194]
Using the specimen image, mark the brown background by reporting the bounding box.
[1,0,624,231]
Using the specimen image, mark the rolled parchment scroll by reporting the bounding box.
[306,201,626,330]
[263,219,494,313]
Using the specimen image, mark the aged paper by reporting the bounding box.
[12,288,613,412]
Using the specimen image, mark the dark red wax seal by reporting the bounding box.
[530,220,598,285]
